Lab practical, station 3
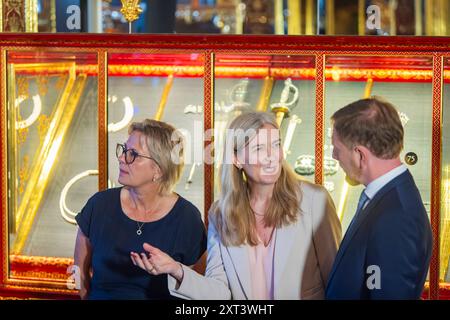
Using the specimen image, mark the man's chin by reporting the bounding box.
[345,175,360,186]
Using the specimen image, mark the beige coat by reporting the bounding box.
[168,181,342,300]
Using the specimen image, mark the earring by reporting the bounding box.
[241,169,247,183]
[152,176,157,182]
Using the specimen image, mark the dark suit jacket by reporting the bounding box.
[325,170,432,299]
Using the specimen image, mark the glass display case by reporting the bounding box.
[0,34,449,299]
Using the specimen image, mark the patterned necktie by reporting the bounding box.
[347,190,369,232]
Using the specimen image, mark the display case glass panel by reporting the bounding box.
[213,54,316,196]
[324,55,433,233]
[107,53,205,219]
[6,51,98,285]
[441,57,450,284]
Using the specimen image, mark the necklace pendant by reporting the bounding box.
[136,229,142,236]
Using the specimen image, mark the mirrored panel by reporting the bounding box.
[324,55,433,233]
[6,51,98,285]
[213,54,316,196]
[107,53,205,218]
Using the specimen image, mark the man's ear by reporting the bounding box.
[355,145,371,167]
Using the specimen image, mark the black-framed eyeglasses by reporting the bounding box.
[116,143,156,165]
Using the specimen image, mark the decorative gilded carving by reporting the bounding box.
[120,0,143,23]
[3,0,25,32]
[37,114,49,142]
[37,75,48,97]
[18,155,29,195]
[55,75,67,90]
[17,76,28,98]
[16,114,28,146]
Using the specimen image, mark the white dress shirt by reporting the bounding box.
[362,164,408,209]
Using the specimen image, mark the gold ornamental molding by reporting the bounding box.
[0,0,38,32]
[12,64,450,82]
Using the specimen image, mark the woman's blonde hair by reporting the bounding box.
[213,112,302,246]
[129,119,184,195]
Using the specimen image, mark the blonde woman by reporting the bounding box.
[74,119,206,299]
[131,112,341,299]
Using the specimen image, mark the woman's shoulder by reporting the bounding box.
[174,195,203,221]
[83,187,122,208]
[298,180,330,203]
[88,187,121,204]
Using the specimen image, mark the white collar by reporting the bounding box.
[364,164,408,200]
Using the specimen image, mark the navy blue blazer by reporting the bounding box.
[325,170,432,300]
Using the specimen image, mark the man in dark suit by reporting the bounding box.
[325,96,432,300]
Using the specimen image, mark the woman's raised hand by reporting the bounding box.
[130,243,184,281]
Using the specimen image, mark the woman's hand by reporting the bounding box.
[130,243,184,282]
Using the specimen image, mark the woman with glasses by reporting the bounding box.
[74,119,206,300]
[131,112,341,300]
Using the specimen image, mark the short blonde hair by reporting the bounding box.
[128,119,184,195]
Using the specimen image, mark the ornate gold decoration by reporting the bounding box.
[16,113,28,146]
[37,75,48,96]
[17,76,29,97]
[37,114,50,141]
[9,254,73,268]
[12,65,86,254]
[3,0,25,32]
[55,75,67,90]
[204,51,214,225]
[430,54,443,299]
[14,63,450,82]
[18,155,29,195]
[120,0,143,23]
[0,1,3,31]
[98,51,108,191]
[440,167,450,282]
[314,54,325,186]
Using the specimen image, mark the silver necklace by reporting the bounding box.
[134,196,164,235]
[136,221,145,235]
